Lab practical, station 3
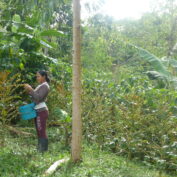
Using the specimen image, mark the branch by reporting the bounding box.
[5,125,35,137]
[44,157,70,176]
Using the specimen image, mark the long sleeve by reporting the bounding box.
[29,84,49,104]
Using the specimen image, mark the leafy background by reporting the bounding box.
[0,0,176,175]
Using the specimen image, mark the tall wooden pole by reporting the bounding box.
[71,0,82,162]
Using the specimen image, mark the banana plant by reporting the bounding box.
[131,44,177,88]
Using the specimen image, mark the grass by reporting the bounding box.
[0,126,174,177]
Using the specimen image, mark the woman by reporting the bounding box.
[24,70,50,152]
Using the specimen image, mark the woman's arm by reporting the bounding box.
[29,85,49,104]
[24,84,33,92]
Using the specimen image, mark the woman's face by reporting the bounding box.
[36,72,45,84]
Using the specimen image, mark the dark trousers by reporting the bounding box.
[34,110,48,139]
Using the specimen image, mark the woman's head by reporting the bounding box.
[36,70,50,84]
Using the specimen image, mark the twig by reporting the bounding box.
[48,121,62,127]
[5,125,35,137]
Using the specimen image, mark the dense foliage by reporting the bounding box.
[0,0,177,175]
[82,73,177,172]
[0,71,22,124]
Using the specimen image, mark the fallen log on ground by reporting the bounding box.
[44,157,70,176]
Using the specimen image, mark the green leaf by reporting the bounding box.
[39,40,53,49]
[12,14,21,23]
[40,29,65,37]
[17,23,34,34]
[31,52,57,63]
[12,25,18,33]
[40,38,57,48]
[19,63,24,70]
[12,32,33,39]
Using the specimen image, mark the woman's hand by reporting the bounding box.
[24,84,33,92]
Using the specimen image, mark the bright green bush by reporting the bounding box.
[82,75,177,174]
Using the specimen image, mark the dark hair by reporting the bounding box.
[38,70,50,83]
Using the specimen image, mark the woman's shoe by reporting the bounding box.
[38,138,48,152]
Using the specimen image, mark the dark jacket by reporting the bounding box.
[29,82,50,112]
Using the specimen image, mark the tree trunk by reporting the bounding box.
[71,0,82,162]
